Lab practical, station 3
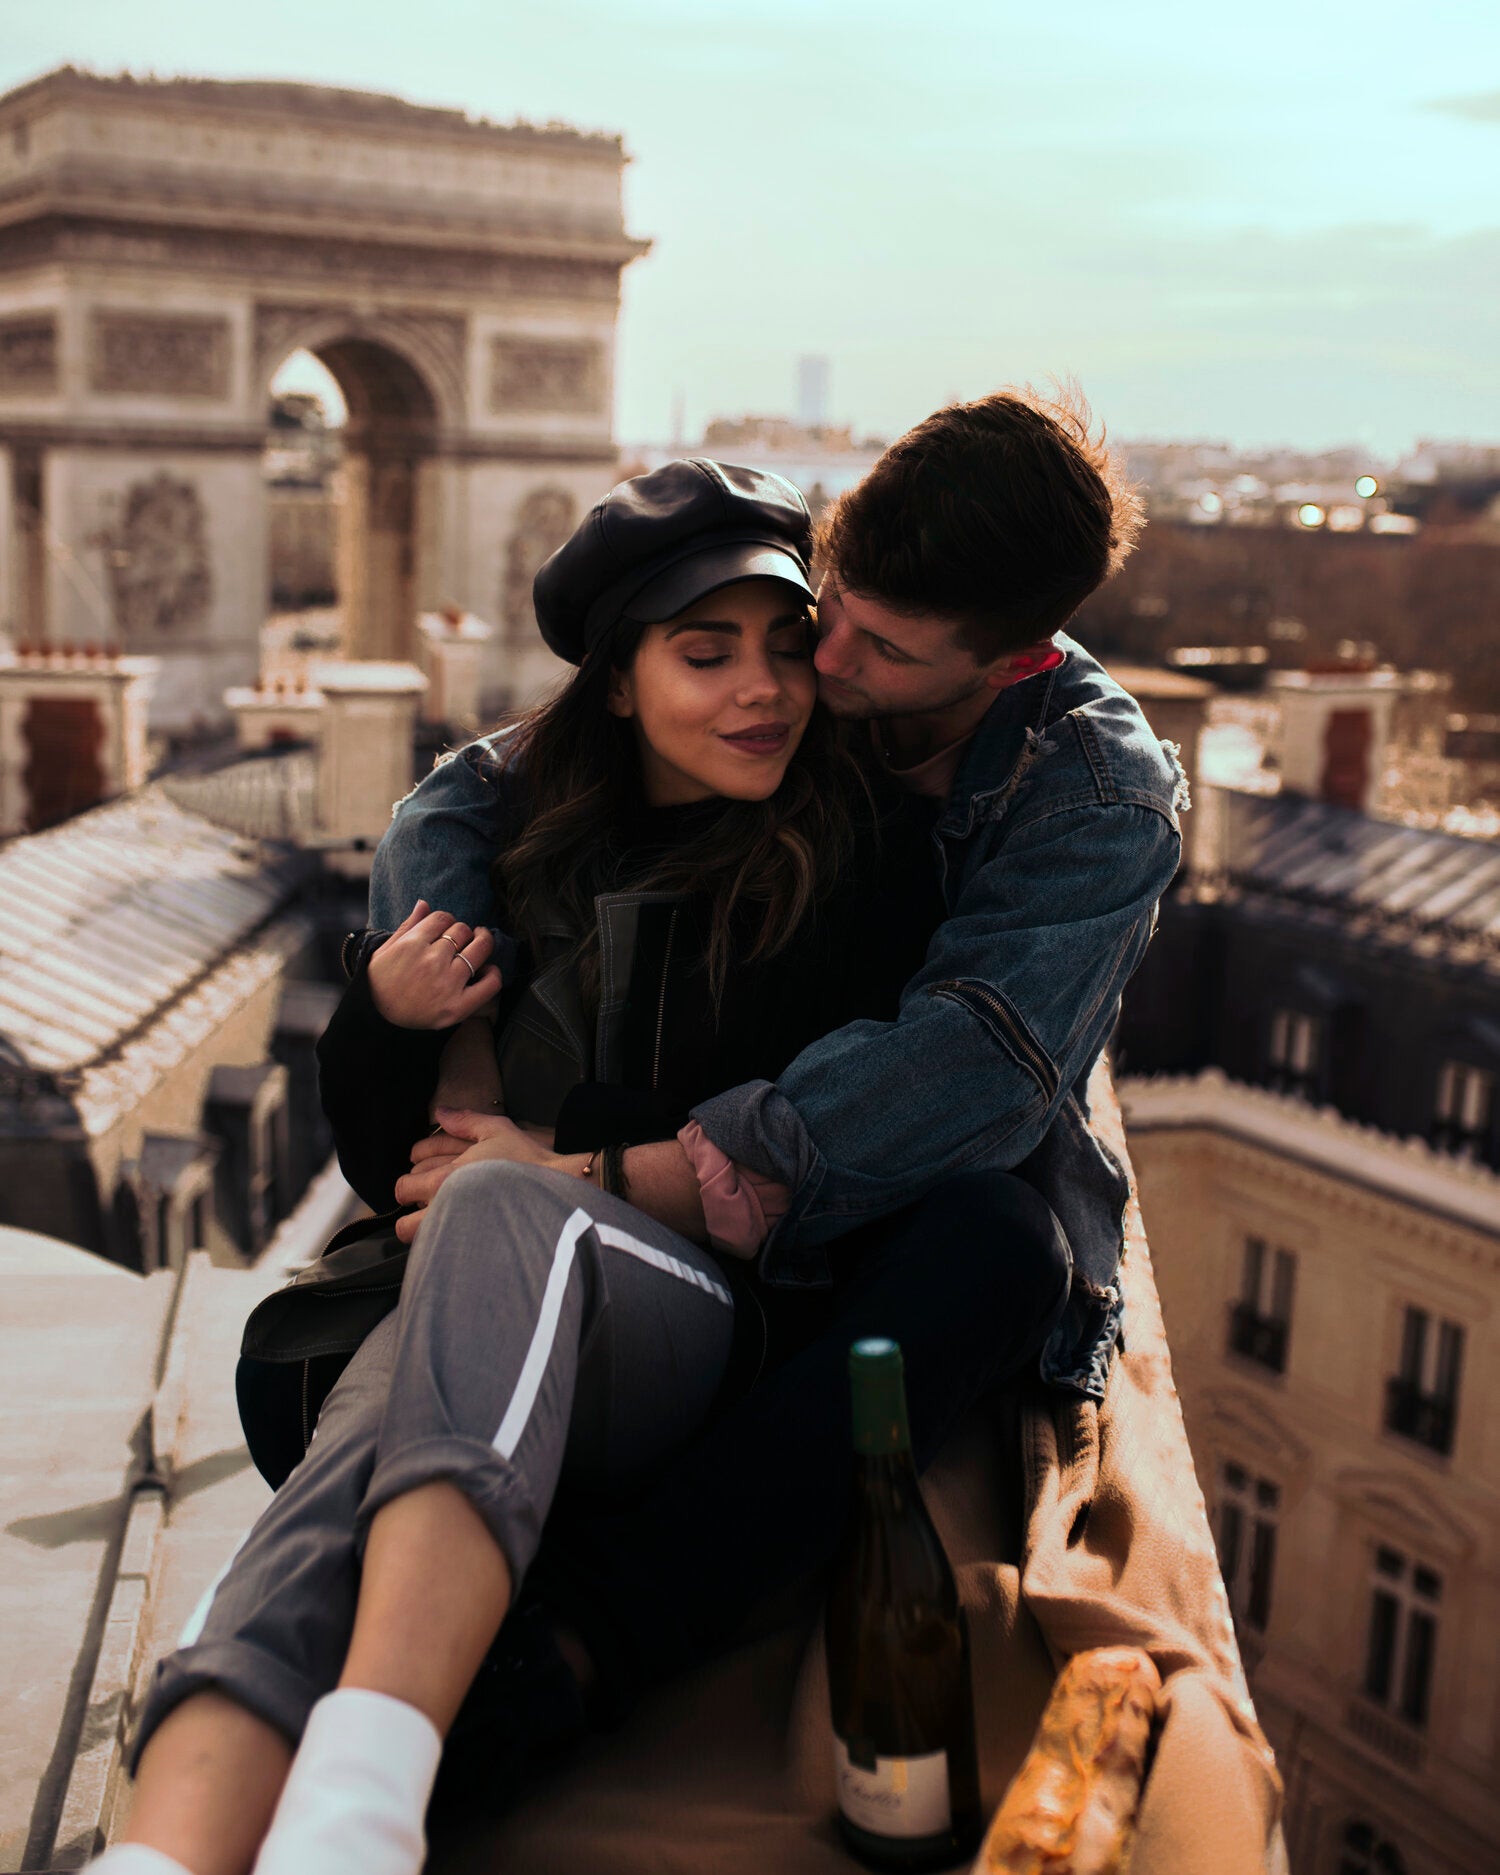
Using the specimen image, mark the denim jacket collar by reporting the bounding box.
[938,647,1066,840]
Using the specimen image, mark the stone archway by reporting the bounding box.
[0,68,649,729]
[259,315,450,662]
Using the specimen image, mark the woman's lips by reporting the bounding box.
[720,722,791,755]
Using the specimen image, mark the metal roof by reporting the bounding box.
[1220,789,1500,944]
[157,746,320,846]
[0,787,300,1076]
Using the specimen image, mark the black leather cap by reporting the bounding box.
[533,458,815,664]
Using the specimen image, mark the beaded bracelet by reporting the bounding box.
[601,1141,630,1201]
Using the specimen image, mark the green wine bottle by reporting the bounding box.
[826,1338,982,1872]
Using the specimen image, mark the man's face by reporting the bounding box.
[812,576,996,720]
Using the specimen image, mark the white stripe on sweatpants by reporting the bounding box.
[493,1207,591,1460]
[594,1221,732,1308]
[490,1207,732,1461]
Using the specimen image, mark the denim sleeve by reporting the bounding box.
[367,742,522,982]
[689,801,1180,1251]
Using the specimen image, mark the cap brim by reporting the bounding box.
[627,542,815,626]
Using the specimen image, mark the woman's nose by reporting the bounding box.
[736,654,783,703]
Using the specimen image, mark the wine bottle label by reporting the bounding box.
[834,1738,952,1839]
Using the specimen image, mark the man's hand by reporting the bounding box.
[394,1109,574,1243]
[367,900,501,1030]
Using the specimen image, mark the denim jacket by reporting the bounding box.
[368,633,1184,1401]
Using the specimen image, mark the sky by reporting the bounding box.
[3,1,1498,454]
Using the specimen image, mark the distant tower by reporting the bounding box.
[796,356,830,430]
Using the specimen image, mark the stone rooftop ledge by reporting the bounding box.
[9,1084,1280,1872]
[1,1163,359,1873]
[0,1228,173,1873]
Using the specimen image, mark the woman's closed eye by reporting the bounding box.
[681,621,813,670]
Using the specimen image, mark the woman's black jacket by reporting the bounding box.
[317,789,945,1218]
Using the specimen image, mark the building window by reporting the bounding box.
[1215,1463,1278,1635]
[1338,1820,1406,1875]
[1363,1546,1440,1730]
[1267,1006,1323,1099]
[1431,1059,1494,1163]
[152,1192,176,1275]
[1384,1307,1462,1457]
[1228,1235,1295,1373]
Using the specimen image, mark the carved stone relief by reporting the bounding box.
[0,315,58,394]
[42,223,624,299]
[490,339,604,415]
[503,487,577,642]
[89,312,231,398]
[92,473,213,641]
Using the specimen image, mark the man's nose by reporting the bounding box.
[814,619,853,679]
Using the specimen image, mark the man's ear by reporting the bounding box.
[985,640,1064,693]
[605,667,635,719]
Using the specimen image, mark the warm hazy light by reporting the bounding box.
[1297,503,1326,528]
[1355,475,1380,498]
[1,4,1496,449]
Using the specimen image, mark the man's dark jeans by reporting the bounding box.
[516,1167,1071,1725]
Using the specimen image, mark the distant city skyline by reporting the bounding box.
[7,2,1498,454]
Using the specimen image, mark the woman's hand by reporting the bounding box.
[367,900,501,1029]
[394,1109,571,1242]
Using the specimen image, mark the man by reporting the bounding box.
[364,387,1183,1777]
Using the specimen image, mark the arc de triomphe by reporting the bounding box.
[0,68,649,728]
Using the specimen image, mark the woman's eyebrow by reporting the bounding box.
[664,611,809,639]
[664,619,742,639]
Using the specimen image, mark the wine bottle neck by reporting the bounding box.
[850,1358,912,1457]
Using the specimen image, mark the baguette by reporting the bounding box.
[973,1646,1161,1875]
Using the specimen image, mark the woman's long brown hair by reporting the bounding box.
[491,616,871,1006]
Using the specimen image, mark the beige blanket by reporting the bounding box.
[434,1074,1283,1873]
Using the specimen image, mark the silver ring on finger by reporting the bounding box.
[458,953,476,982]
[440,931,465,959]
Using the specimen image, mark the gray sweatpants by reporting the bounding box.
[133,1160,735,1754]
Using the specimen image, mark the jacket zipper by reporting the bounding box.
[929,978,1059,1102]
[300,1359,312,1451]
[650,907,680,1092]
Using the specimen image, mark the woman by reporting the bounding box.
[94,461,954,1875]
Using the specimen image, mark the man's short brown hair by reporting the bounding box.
[817,384,1144,661]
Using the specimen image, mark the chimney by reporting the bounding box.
[309,660,427,874]
[0,646,158,835]
[415,608,495,734]
[1271,665,1399,814]
[1108,663,1213,870]
[224,674,326,751]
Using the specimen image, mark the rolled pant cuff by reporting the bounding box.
[128,1637,325,1772]
[359,1435,542,1587]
